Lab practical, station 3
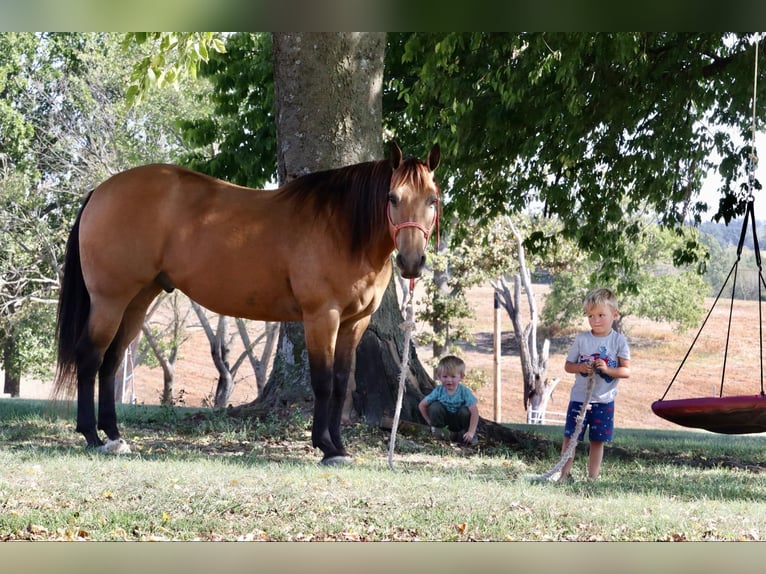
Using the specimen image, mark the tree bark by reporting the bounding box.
[257,33,385,407]
[234,32,437,426]
[141,323,176,406]
[2,336,20,397]
[234,33,523,445]
[351,278,435,424]
[211,314,234,408]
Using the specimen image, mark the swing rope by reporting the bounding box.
[387,279,417,471]
[531,371,595,482]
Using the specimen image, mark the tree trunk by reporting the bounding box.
[431,263,449,360]
[235,318,277,394]
[235,33,522,445]
[352,278,435,424]
[114,336,139,404]
[2,336,20,397]
[492,220,557,423]
[258,32,388,409]
[140,323,177,406]
[211,314,235,408]
[161,356,176,406]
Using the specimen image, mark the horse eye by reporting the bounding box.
[388,193,399,207]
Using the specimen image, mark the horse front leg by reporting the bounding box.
[304,314,351,465]
[307,358,345,464]
[328,318,370,458]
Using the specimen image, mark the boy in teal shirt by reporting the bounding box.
[418,355,479,445]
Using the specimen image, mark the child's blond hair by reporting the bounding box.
[583,288,619,314]
[436,355,466,377]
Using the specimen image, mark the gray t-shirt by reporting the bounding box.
[565,329,630,403]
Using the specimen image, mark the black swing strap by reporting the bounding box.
[658,198,759,401]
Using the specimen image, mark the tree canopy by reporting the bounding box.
[384,33,766,290]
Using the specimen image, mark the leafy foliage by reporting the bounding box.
[0,33,212,387]
[542,223,708,332]
[124,32,226,106]
[176,32,276,187]
[385,33,765,291]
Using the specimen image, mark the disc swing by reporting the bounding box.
[651,195,766,433]
[651,39,766,434]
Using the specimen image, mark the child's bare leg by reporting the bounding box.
[558,437,576,481]
[587,441,605,480]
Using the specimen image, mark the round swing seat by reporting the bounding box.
[651,395,766,434]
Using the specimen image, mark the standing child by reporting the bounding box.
[418,355,479,445]
[559,288,630,481]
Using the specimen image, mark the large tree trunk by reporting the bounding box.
[235,32,435,425]
[232,33,523,446]
[352,279,435,424]
[2,336,20,397]
[261,32,388,415]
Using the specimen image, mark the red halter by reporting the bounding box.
[386,200,439,249]
[386,200,439,291]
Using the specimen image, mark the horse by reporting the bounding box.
[53,141,440,464]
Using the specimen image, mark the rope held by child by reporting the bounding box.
[532,370,596,482]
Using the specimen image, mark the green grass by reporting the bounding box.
[1,399,765,541]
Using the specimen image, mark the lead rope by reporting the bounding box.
[531,371,595,482]
[388,278,417,471]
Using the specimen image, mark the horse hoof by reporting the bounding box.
[321,454,353,466]
[97,438,132,455]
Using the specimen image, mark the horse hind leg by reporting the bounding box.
[95,283,163,453]
[91,336,132,454]
[74,334,106,448]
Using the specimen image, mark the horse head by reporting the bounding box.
[387,141,441,279]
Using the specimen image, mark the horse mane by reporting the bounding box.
[276,156,436,255]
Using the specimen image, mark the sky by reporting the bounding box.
[698,132,766,224]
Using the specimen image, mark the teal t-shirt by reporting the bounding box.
[423,384,477,413]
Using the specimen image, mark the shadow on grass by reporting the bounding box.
[2,398,765,503]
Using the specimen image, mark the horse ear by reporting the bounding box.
[389,140,403,169]
[427,143,440,172]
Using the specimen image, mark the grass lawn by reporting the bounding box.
[1,398,765,544]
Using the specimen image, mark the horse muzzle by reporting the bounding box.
[395,251,427,279]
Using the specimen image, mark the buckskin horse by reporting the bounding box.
[54,142,440,464]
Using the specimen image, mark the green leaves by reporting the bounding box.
[385,33,765,282]
[123,32,226,106]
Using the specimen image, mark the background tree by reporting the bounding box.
[1,33,213,396]
[543,222,708,333]
[416,219,512,363]
[190,302,278,408]
[138,292,191,406]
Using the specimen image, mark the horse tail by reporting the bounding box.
[53,192,93,400]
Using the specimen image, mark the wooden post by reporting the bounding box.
[493,292,502,422]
